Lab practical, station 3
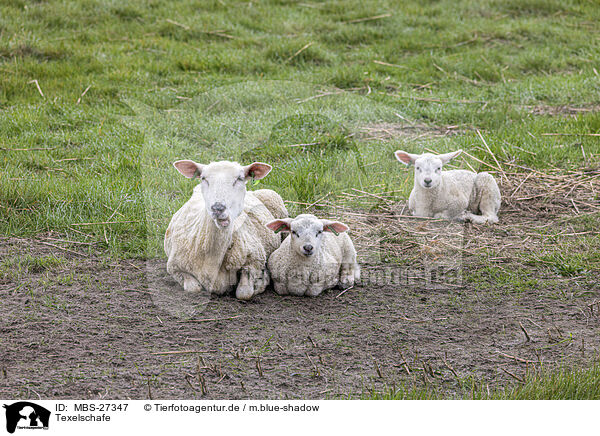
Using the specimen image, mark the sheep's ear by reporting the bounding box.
[394,150,418,166]
[244,162,272,180]
[266,218,292,233]
[438,149,462,164]
[173,160,204,178]
[321,220,349,234]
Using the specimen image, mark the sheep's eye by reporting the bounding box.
[436,167,441,172]
[291,231,298,237]
[233,176,245,185]
[201,177,208,184]
[416,167,421,171]
[316,230,322,236]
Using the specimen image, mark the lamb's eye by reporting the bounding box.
[233,176,245,185]
[201,177,208,184]
[436,167,441,172]
[316,230,322,236]
[292,231,298,237]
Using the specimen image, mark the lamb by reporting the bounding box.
[265,214,360,297]
[394,149,501,224]
[164,159,287,301]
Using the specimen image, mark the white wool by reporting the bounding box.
[266,214,360,297]
[395,150,501,224]
[165,160,287,300]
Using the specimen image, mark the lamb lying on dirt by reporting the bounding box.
[164,160,287,300]
[266,214,360,297]
[395,149,501,224]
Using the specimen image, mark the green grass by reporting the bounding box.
[368,362,600,399]
[1,0,599,256]
[0,253,66,282]
[1,1,598,400]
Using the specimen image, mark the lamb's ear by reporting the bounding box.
[173,160,204,178]
[266,218,292,233]
[244,162,272,180]
[438,149,462,164]
[394,150,418,166]
[321,220,349,234]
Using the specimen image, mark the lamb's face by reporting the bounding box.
[414,154,443,189]
[173,160,272,229]
[266,214,350,258]
[288,215,326,257]
[394,149,463,189]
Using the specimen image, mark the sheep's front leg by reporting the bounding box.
[339,263,359,289]
[434,210,467,222]
[306,271,327,297]
[235,268,268,301]
[273,280,289,296]
[433,211,447,220]
[235,269,254,301]
[305,285,325,297]
[464,212,494,224]
[182,273,203,293]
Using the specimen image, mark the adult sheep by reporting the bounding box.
[164,160,287,300]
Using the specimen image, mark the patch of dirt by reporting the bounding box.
[1,193,599,399]
[357,122,469,142]
[527,105,600,117]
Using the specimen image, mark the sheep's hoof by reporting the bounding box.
[235,286,255,301]
[305,288,323,297]
[183,276,203,293]
[339,275,355,288]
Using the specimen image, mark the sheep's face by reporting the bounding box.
[394,150,462,189]
[414,154,444,189]
[267,214,349,258]
[173,160,272,229]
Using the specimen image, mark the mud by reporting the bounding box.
[1,217,598,399]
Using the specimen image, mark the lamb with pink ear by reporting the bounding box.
[394,149,501,224]
[265,214,360,297]
[164,160,288,300]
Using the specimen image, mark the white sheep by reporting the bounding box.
[395,149,501,224]
[164,160,287,301]
[265,214,360,297]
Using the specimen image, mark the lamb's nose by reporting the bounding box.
[424,178,432,185]
[303,244,313,253]
[211,202,226,213]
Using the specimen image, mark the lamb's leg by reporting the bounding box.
[287,269,310,296]
[339,238,360,288]
[339,263,360,288]
[472,172,501,224]
[254,268,269,296]
[273,280,289,296]
[433,210,465,222]
[305,285,325,297]
[306,271,329,297]
[463,212,488,224]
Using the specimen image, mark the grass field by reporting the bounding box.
[1,0,599,399]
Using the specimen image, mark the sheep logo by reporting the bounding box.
[2,402,50,434]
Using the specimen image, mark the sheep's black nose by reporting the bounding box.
[424,178,432,185]
[303,244,313,253]
[211,202,226,213]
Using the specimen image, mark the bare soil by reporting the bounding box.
[1,179,599,399]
